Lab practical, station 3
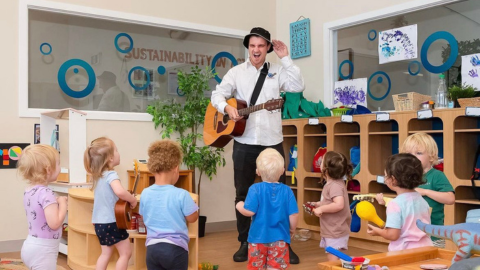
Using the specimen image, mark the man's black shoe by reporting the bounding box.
[233,242,249,262]
[289,245,300,264]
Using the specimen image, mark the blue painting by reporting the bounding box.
[378,25,417,64]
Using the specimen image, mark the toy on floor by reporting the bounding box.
[198,262,218,270]
[355,201,385,228]
[325,246,352,261]
[416,219,480,263]
[419,264,448,270]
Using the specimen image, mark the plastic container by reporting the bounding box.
[341,258,370,270]
[436,74,447,108]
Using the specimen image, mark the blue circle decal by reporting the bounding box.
[157,66,166,75]
[368,71,391,101]
[211,52,238,83]
[368,30,377,41]
[58,59,96,98]
[421,31,458,74]
[339,60,354,80]
[176,87,185,96]
[128,66,150,91]
[408,61,421,76]
[115,33,133,54]
[40,43,52,55]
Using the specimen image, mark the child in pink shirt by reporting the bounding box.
[368,153,432,251]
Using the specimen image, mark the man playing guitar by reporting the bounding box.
[210,26,305,264]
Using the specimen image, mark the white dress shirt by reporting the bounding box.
[211,56,305,146]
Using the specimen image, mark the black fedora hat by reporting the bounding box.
[243,27,273,53]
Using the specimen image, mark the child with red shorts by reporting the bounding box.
[236,148,299,269]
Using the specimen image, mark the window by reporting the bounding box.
[20,1,246,120]
[325,0,480,111]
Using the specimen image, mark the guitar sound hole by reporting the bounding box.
[223,115,230,123]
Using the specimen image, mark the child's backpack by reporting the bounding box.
[312,147,327,172]
[350,146,360,167]
[288,144,298,172]
[470,144,480,200]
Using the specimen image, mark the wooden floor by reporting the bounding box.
[1,230,378,270]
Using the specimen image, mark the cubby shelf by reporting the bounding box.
[282,108,474,251]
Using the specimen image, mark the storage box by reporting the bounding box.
[458,97,480,108]
[392,92,431,111]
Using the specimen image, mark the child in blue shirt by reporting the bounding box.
[236,148,299,269]
[139,140,199,270]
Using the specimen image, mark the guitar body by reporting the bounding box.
[115,197,133,230]
[203,98,247,148]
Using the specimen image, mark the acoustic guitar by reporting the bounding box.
[203,98,284,148]
[115,159,140,229]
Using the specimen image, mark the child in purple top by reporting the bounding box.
[367,153,433,251]
[18,145,68,270]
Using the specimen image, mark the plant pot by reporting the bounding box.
[199,215,207,238]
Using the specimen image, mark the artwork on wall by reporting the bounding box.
[378,24,417,64]
[0,143,30,169]
[333,78,367,107]
[462,53,480,90]
[290,17,311,59]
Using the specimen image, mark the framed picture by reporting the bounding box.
[34,123,59,146]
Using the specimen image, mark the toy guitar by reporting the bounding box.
[303,202,316,215]
[352,193,393,206]
[114,159,140,229]
[203,98,284,148]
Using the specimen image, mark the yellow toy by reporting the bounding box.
[355,201,385,228]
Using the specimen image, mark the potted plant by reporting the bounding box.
[447,83,477,108]
[147,66,226,237]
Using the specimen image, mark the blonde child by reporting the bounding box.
[400,132,454,248]
[84,137,137,270]
[368,153,432,251]
[308,151,352,262]
[139,140,199,270]
[18,144,67,270]
[236,148,299,270]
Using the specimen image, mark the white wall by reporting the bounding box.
[0,0,275,244]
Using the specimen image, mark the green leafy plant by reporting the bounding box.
[447,83,477,103]
[147,66,226,208]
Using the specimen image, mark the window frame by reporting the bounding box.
[19,0,247,121]
[322,0,461,109]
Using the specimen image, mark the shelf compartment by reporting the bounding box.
[303,136,327,172]
[283,125,297,136]
[87,234,105,265]
[304,123,327,135]
[303,190,321,227]
[368,120,399,133]
[368,181,394,195]
[408,117,443,132]
[453,132,480,180]
[454,202,480,224]
[333,135,359,164]
[368,133,399,176]
[334,122,360,133]
[68,230,87,265]
[305,177,324,189]
[285,176,298,188]
[454,116,480,130]
[282,137,298,173]
[455,185,480,202]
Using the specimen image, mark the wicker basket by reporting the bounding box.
[392,92,431,112]
[331,108,352,116]
[458,97,480,108]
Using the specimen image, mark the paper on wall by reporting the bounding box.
[378,25,418,64]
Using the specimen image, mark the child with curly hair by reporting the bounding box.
[368,153,432,251]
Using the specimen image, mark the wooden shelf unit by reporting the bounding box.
[68,175,198,270]
[282,108,480,251]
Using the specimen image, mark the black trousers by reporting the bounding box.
[233,141,286,242]
[146,242,188,270]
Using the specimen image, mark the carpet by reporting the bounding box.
[0,258,66,270]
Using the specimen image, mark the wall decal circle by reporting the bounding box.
[157,66,166,75]
[339,60,354,80]
[211,52,238,83]
[368,71,391,101]
[421,31,458,74]
[176,87,185,96]
[368,30,377,41]
[40,43,52,55]
[115,33,134,54]
[58,59,96,99]
[128,66,150,91]
[408,61,421,76]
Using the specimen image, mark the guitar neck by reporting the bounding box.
[238,103,266,116]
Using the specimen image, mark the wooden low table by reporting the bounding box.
[318,247,454,270]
